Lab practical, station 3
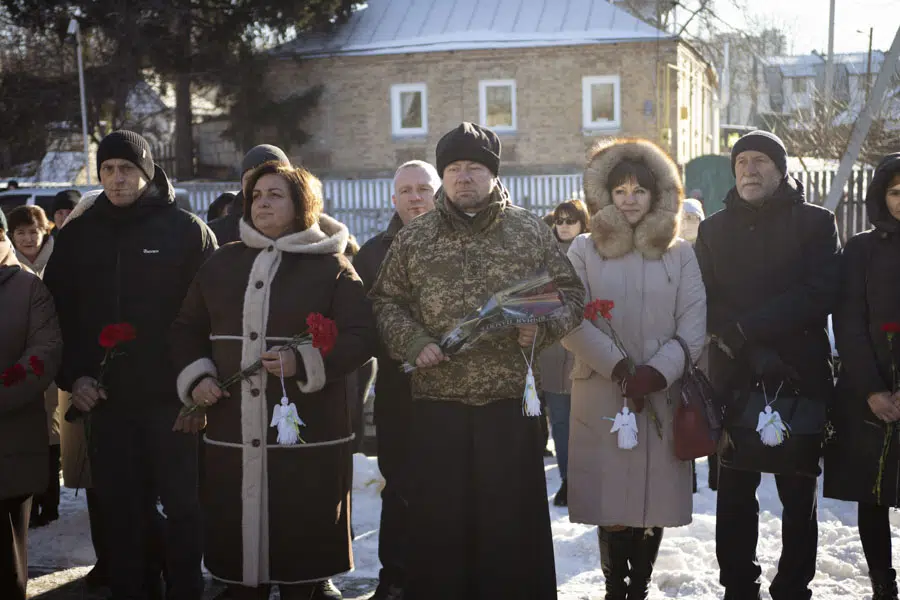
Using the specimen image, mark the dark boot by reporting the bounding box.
[553,479,568,507]
[871,569,900,600]
[598,527,631,600]
[626,527,663,600]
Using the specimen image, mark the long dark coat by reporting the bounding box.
[825,153,900,505]
[0,238,62,500]
[170,215,376,586]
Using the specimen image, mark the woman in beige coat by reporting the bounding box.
[561,139,706,600]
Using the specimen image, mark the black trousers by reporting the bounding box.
[374,387,411,588]
[406,398,557,600]
[90,403,202,600]
[32,445,61,521]
[716,465,818,600]
[0,496,31,600]
[859,503,893,572]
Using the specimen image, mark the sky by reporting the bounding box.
[710,0,899,56]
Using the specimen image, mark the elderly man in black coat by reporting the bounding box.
[695,131,841,600]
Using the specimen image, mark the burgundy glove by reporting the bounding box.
[612,358,630,383]
[623,365,667,398]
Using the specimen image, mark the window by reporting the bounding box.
[582,75,621,131]
[792,78,806,94]
[391,83,427,136]
[479,80,517,132]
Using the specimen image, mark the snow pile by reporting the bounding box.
[27,452,896,599]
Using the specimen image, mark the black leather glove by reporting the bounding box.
[745,345,800,383]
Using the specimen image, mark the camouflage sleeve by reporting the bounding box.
[369,235,437,365]
[540,224,585,346]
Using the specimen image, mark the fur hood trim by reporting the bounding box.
[239,213,349,255]
[583,138,683,260]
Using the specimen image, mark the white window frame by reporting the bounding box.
[478,79,517,132]
[391,83,428,136]
[581,75,622,131]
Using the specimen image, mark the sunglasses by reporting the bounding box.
[555,218,579,226]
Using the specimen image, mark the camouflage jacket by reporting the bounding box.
[370,185,585,405]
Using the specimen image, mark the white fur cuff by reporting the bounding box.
[295,344,326,394]
[176,358,218,406]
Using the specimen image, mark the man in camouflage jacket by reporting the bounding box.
[371,122,584,600]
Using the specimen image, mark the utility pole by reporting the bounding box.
[723,40,731,123]
[865,27,874,103]
[823,0,836,115]
[67,18,91,185]
[824,25,900,212]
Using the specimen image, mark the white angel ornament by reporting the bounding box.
[271,396,305,446]
[269,352,306,446]
[757,405,788,447]
[610,405,639,450]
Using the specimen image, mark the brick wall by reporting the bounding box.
[249,40,712,178]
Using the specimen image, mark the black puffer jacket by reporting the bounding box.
[208,191,243,246]
[825,153,900,505]
[44,165,217,408]
[355,213,412,411]
[695,176,841,403]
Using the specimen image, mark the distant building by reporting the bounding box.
[194,0,720,179]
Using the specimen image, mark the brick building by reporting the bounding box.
[195,0,720,179]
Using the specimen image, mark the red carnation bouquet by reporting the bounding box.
[1,356,44,387]
[180,312,338,416]
[873,322,900,503]
[65,323,136,423]
[584,299,663,439]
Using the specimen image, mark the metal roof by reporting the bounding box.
[278,0,671,58]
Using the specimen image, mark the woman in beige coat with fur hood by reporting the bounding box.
[561,139,706,600]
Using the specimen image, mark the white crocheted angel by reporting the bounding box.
[611,406,639,450]
[270,397,304,446]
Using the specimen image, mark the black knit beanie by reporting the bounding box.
[97,130,155,181]
[435,122,501,177]
[52,190,81,215]
[241,144,290,176]
[731,130,787,176]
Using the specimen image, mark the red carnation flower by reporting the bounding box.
[99,323,137,349]
[882,323,900,334]
[584,299,615,321]
[29,356,44,377]
[306,313,338,356]
[1,363,27,387]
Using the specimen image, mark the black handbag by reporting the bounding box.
[719,379,827,478]
[673,336,725,460]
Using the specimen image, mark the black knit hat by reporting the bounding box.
[731,130,787,176]
[241,144,290,176]
[52,190,81,216]
[97,130,154,181]
[435,122,501,177]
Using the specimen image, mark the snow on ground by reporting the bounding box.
[27,451,900,599]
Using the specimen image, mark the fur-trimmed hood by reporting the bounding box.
[239,213,349,255]
[583,138,683,260]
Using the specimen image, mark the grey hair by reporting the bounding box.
[393,160,441,191]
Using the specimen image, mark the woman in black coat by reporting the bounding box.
[824,152,900,600]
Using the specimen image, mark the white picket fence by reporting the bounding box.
[180,174,585,243]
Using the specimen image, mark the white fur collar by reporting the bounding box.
[583,138,683,260]
[239,213,349,255]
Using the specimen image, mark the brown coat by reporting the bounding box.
[0,237,62,500]
[16,238,61,445]
[171,216,376,586]
[561,139,706,528]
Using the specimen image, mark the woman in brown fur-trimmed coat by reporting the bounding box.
[170,162,376,600]
[561,139,706,600]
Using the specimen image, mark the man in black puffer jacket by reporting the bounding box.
[44,131,216,600]
[695,131,841,600]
